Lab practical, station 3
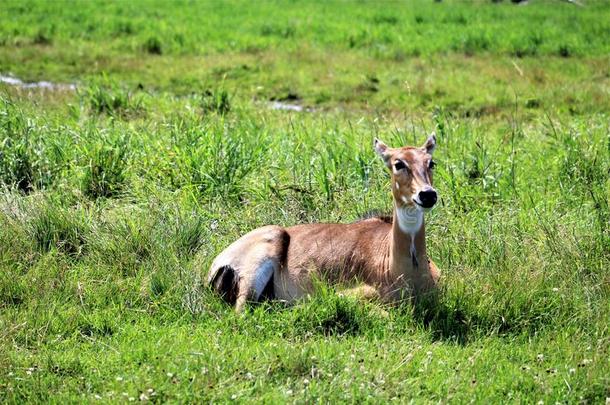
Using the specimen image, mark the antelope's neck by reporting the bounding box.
[389,205,428,279]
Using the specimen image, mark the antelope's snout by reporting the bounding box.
[415,187,437,209]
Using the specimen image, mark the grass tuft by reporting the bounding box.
[82,77,145,118]
[0,98,59,192]
[80,132,129,199]
[29,203,88,256]
[200,89,231,115]
[143,35,163,55]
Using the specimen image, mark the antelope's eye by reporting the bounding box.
[393,160,407,171]
[429,160,436,169]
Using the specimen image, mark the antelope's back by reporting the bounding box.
[282,218,391,285]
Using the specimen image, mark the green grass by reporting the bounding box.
[1,0,609,402]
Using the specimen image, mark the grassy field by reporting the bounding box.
[1,0,609,402]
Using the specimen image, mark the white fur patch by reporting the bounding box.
[395,182,400,190]
[395,205,423,236]
[253,259,275,299]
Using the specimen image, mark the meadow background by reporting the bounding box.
[0,0,609,402]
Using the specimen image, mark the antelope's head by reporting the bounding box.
[374,134,438,212]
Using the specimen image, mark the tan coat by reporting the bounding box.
[208,135,440,312]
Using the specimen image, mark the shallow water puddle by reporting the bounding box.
[268,101,313,112]
[0,74,76,91]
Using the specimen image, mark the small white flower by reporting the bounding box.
[286,389,293,396]
[552,287,559,292]
[116,376,123,382]
[303,378,310,385]
[231,394,237,400]
[569,368,576,374]
[537,354,544,362]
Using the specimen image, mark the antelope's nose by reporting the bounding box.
[418,189,437,208]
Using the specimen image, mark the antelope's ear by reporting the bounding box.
[374,138,392,167]
[422,133,436,155]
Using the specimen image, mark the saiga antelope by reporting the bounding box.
[208,135,440,312]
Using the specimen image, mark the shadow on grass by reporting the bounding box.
[412,291,474,345]
[205,283,566,344]
[290,295,376,337]
[411,286,568,345]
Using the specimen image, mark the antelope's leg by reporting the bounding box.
[340,284,380,301]
[340,285,389,318]
[235,293,249,314]
[235,258,276,313]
